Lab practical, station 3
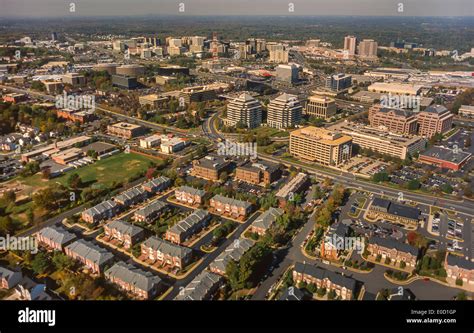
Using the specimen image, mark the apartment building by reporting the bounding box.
[225,93,262,129]
[209,238,255,276]
[344,35,357,55]
[289,127,353,166]
[328,121,426,160]
[175,186,206,206]
[235,160,282,186]
[267,93,302,129]
[304,95,337,119]
[107,122,146,139]
[140,236,192,269]
[82,200,120,224]
[416,105,454,138]
[358,39,378,59]
[209,195,253,220]
[64,239,114,274]
[320,222,350,260]
[35,226,77,251]
[367,198,420,228]
[164,209,211,244]
[445,254,474,285]
[192,155,231,181]
[292,262,357,300]
[0,266,22,289]
[134,201,168,223]
[249,207,284,236]
[105,262,163,299]
[369,107,418,135]
[367,236,418,268]
[104,220,145,249]
[268,44,289,63]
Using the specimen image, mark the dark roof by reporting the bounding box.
[424,104,448,114]
[388,202,420,221]
[65,239,114,266]
[175,270,223,300]
[106,220,144,237]
[371,197,391,210]
[36,225,77,246]
[293,262,357,291]
[379,107,414,118]
[368,236,418,256]
[446,254,474,270]
[279,287,306,301]
[142,236,192,259]
[105,261,161,292]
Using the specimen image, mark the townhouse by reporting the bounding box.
[114,186,148,207]
[367,236,418,268]
[141,236,193,269]
[249,207,284,236]
[367,197,420,228]
[64,239,114,274]
[209,194,253,220]
[0,266,22,289]
[445,254,474,286]
[105,261,163,299]
[14,276,53,300]
[175,186,206,206]
[209,238,255,276]
[292,262,357,300]
[103,220,145,249]
[275,172,310,206]
[164,209,211,245]
[320,222,350,260]
[82,200,121,224]
[175,270,223,300]
[142,176,171,194]
[35,226,77,251]
[134,201,168,223]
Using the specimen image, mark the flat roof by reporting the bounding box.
[420,146,471,165]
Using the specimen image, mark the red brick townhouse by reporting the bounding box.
[209,194,253,220]
[35,225,77,251]
[249,207,284,236]
[292,262,357,300]
[114,186,148,208]
[105,261,163,299]
[0,266,22,289]
[104,220,145,249]
[367,236,418,268]
[175,186,206,206]
[81,199,120,224]
[142,176,172,195]
[175,270,223,300]
[133,200,168,223]
[164,209,211,245]
[141,236,192,269]
[445,253,474,286]
[64,239,114,274]
[209,238,255,276]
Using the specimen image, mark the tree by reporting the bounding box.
[372,172,389,183]
[20,161,40,177]
[31,252,50,275]
[0,216,14,236]
[52,251,75,270]
[406,179,421,190]
[2,190,16,205]
[67,173,83,189]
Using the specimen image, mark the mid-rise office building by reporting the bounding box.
[289,126,352,166]
[369,107,418,135]
[304,95,337,120]
[226,93,262,129]
[275,63,299,84]
[267,93,302,129]
[416,105,454,138]
[325,73,352,92]
[358,39,378,59]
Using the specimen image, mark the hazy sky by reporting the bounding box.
[1,0,473,17]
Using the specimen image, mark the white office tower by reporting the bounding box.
[226,93,262,129]
[267,93,303,130]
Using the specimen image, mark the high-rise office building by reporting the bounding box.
[268,44,289,63]
[226,93,262,129]
[289,127,353,166]
[304,95,337,119]
[267,93,303,129]
[275,64,299,84]
[51,32,58,41]
[358,39,378,59]
[344,35,357,55]
[325,73,352,92]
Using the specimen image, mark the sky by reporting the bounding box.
[1,0,473,17]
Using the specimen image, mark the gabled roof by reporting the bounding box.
[36,225,77,246]
[176,270,223,300]
[142,176,171,189]
[105,261,161,292]
[0,266,20,281]
[252,207,284,231]
[209,238,255,273]
[446,254,474,270]
[83,200,119,217]
[142,236,192,259]
[176,185,206,197]
[368,236,418,256]
[211,194,252,210]
[106,220,144,237]
[294,262,357,291]
[168,209,210,236]
[65,239,114,266]
[134,201,167,218]
[115,186,147,203]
